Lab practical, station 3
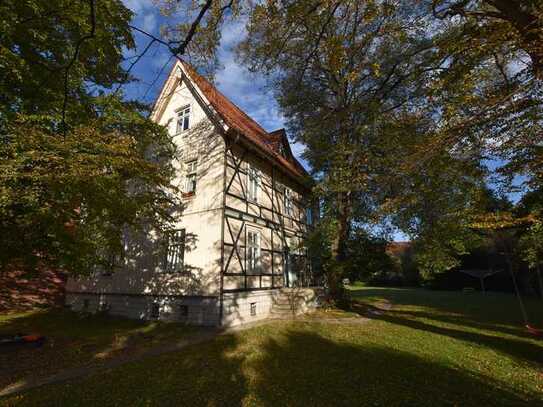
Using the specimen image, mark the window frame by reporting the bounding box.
[284,187,294,217]
[246,164,260,203]
[175,105,191,134]
[184,160,197,194]
[246,229,261,274]
[164,228,186,274]
[306,206,313,225]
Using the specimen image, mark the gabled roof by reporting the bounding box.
[152,60,309,182]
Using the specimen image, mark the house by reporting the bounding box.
[65,60,320,326]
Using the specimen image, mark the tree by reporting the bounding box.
[519,220,543,298]
[432,0,543,78]
[237,0,444,297]
[0,0,178,274]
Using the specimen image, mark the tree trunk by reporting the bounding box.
[331,192,351,263]
[328,191,352,301]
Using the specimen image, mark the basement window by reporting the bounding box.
[250,302,257,316]
[150,303,160,319]
[179,305,189,317]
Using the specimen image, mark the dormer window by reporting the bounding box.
[176,105,191,133]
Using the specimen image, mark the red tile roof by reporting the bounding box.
[180,62,309,181]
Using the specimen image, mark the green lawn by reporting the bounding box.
[1,288,542,406]
[0,309,199,389]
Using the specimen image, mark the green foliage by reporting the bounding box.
[0,0,134,129]
[343,230,397,283]
[237,0,543,283]
[0,1,179,274]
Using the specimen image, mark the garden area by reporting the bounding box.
[1,287,541,406]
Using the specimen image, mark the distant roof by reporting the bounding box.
[386,241,412,257]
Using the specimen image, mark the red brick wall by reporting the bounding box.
[0,265,66,312]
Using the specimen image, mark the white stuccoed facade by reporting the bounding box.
[66,61,321,327]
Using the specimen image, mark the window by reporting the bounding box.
[184,160,197,194]
[247,164,260,202]
[176,105,191,133]
[306,206,313,225]
[250,302,257,316]
[247,230,261,273]
[165,229,186,273]
[98,301,110,313]
[179,305,189,317]
[284,188,293,216]
[150,303,160,319]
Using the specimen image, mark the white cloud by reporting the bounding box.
[212,18,312,167]
[142,12,157,33]
[122,0,155,13]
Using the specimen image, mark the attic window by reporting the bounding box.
[278,144,286,157]
[176,105,191,133]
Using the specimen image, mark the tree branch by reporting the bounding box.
[62,0,96,134]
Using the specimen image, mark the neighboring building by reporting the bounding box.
[66,60,319,326]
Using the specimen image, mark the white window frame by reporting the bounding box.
[247,164,260,202]
[284,188,293,217]
[246,229,261,274]
[164,228,186,273]
[175,105,191,134]
[184,160,197,194]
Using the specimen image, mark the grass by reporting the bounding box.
[1,288,542,406]
[0,309,198,389]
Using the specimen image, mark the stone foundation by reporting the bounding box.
[65,287,322,327]
[65,293,220,326]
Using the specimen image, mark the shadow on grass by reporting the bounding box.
[349,288,543,366]
[4,326,539,406]
[250,329,538,406]
[351,287,543,328]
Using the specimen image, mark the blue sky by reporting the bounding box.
[122,1,301,153]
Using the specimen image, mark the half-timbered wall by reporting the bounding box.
[222,143,311,292]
